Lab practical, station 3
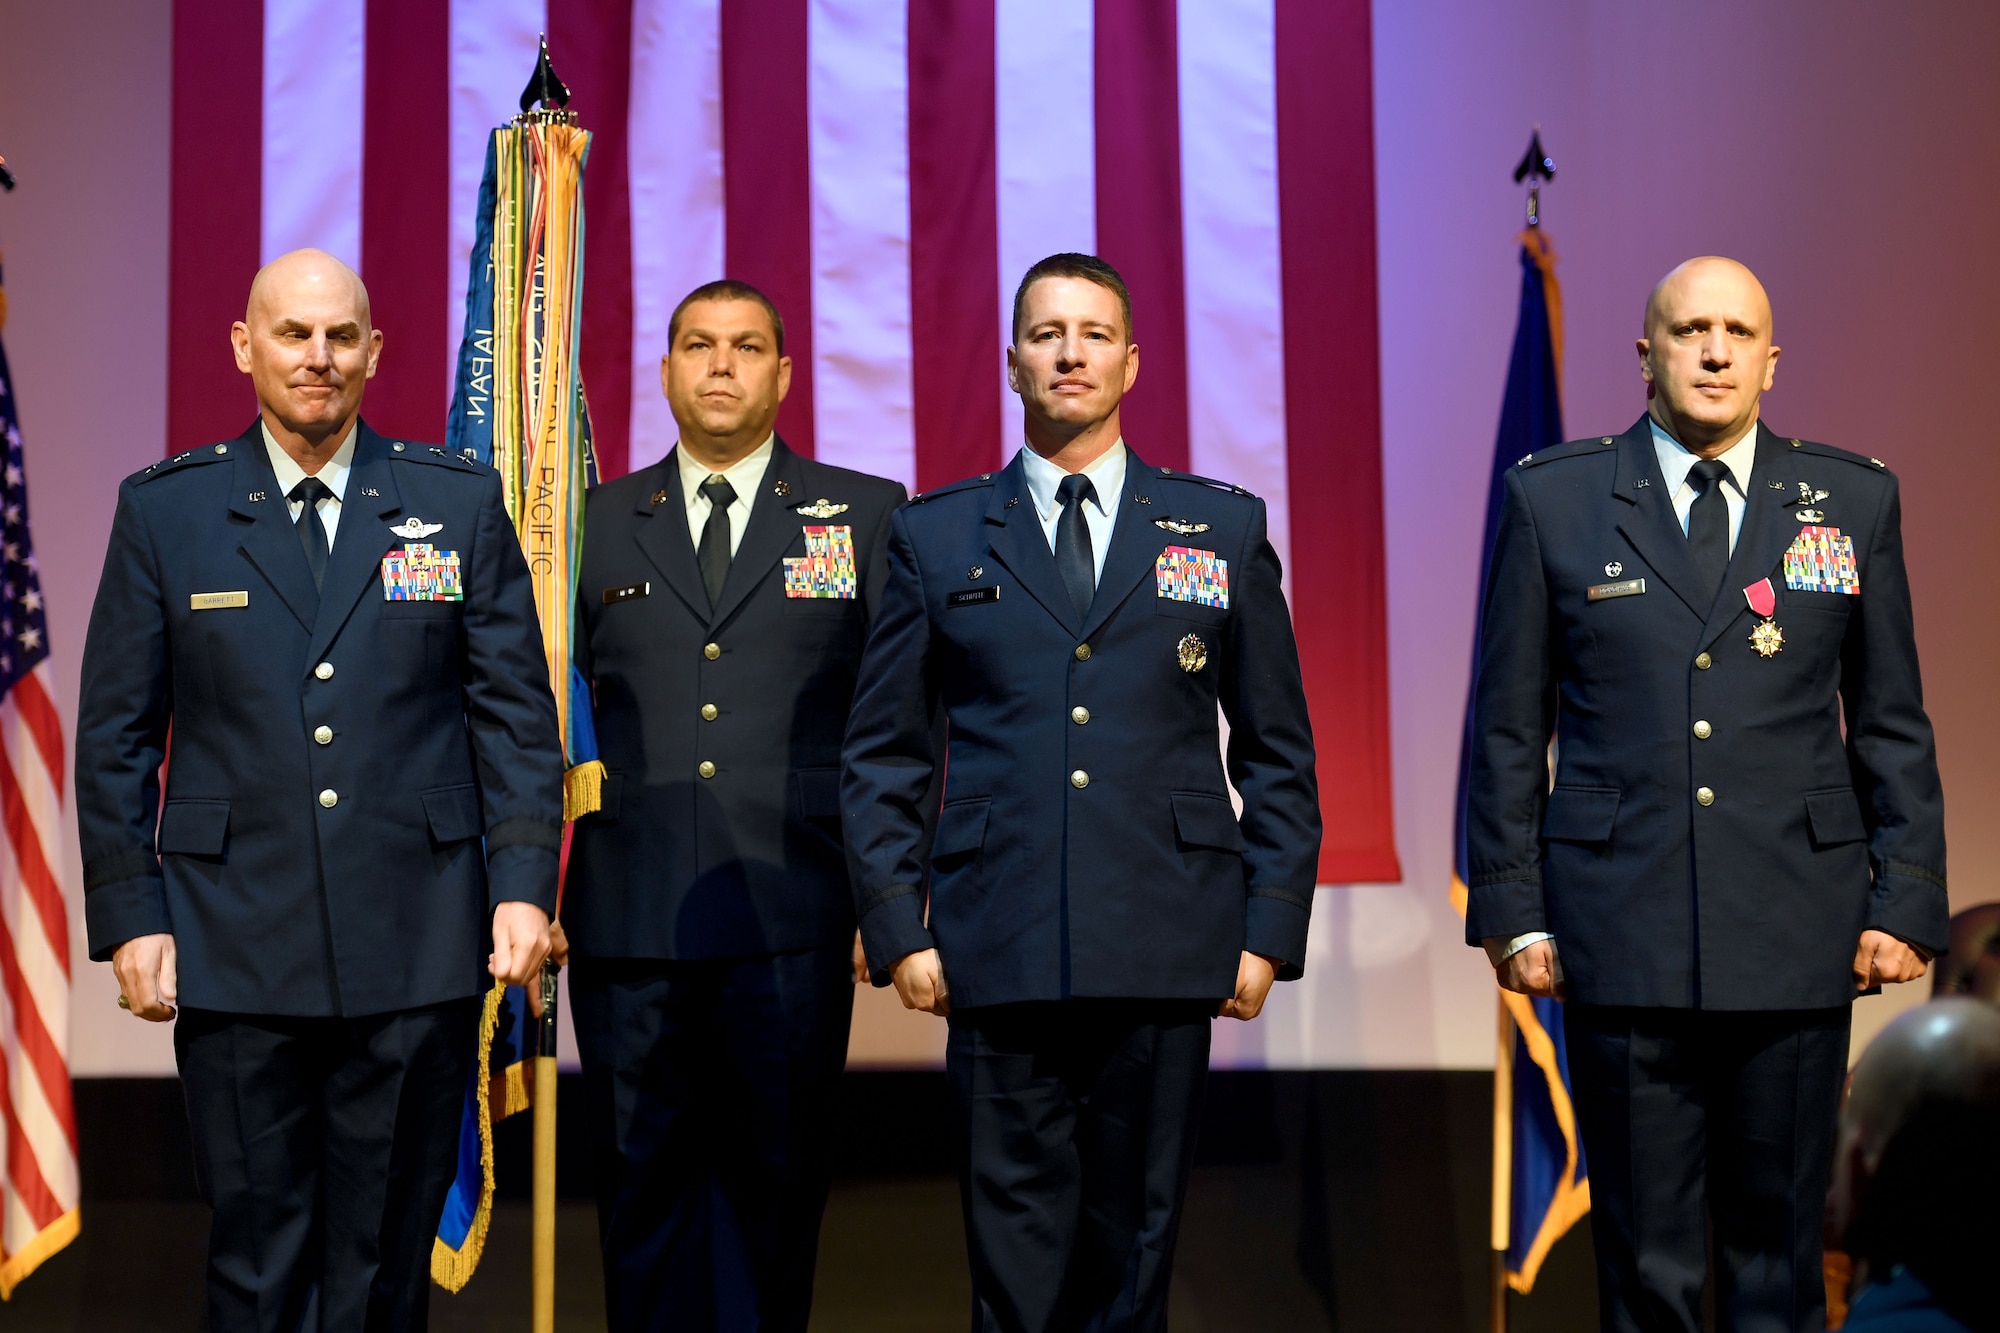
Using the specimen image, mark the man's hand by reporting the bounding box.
[111,932,178,1021]
[851,930,869,986]
[1853,928,1928,991]
[547,918,570,968]
[891,948,949,1017]
[1219,951,1279,1021]
[1497,939,1563,999]
[490,902,553,1014]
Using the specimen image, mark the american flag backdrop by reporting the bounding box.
[168,0,1398,883]
[0,276,80,1297]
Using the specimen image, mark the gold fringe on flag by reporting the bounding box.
[563,759,605,821]
[430,980,508,1293]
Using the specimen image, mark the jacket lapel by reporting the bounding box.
[709,440,806,629]
[1080,451,1164,640]
[631,456,709,621]
[227,424,319,633]
[304,424,406,665]
[1610,415,1710,620]
[1697,423,1799,651]
[983,453,1080,635]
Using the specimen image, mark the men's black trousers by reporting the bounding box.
[946,999,1213,1333]
[1566,1004,1851,1333]
[174,998,480,1333]
[570,947,855,1333]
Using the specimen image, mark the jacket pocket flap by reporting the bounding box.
[1172,792,1248,852]
[158,799,230,856]
[1805,788,1867,845]
[1542,787,1620,843]
[421,784,484,844]
[795,769,841,819]
[930,800,990,859]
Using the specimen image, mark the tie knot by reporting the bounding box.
[289,476,334,507]
[702,475,738,509]
[1057,473,1097,510]
[1688,459,1730,494]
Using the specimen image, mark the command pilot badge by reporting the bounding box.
[1177,633,1208,673]
[1155,546,1229,609]
[389,517,444,540]
[381,543,465,601]
[1744,578,1783,657]
[793,498,849,519]
[783,525,858,599]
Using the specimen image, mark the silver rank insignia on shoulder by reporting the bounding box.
[794,498,849,518]
[1154,517,1211,536]
[390,517,444,540]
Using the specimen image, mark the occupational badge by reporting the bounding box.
[1176,632,1208,673]
[1782,525,1860,595]
[650,489,669,506]
[1604,560,1623,578]
[390,517,444,540]
[1792,481,1830,524]
[381,543,464,601]
[1744,577,1783,657]
[1155,546,1229,608]
[783,525,859,599]
[773,479,792,497]
[793,498,850,519]
[1153,517,1211,536]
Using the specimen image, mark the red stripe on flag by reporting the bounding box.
[550,0,635,481]
[1277,0,1400,882]
[11,672,63,805]
[0,727,69,979]
[0,1022,62,1235]
[908,0,1001,492]
[361,0,451,443]
[168,0,263,454]
[0,843,77,1158]
[721,0,815,458]
[1092,0,1189,473]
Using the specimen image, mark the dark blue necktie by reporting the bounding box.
[290,476,333,595]
[698,474,738,609]
[1055,473,1097,618]
[1686,458,1731,602]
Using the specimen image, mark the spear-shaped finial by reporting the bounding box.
[0,156,16,193]
[1512,129,1554,228]
[518,34,572,114]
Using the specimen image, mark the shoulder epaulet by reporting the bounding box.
[1784,437,1890,472]
[1154,465,1256,498]
[388,440,489,472]
[131,440,239,485]
[909,471,999,504]
[1516,435,1618,469]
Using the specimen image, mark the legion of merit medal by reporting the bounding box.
[1744,577,1784,657]
[1177,633,1208,673]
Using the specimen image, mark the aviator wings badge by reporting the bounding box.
[793,498,850,519]
[1153,517,1211,536]
[390,517,444,540]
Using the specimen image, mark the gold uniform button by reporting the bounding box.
[1070,769,1090,789]
[318,789,338,808]
[1693,720,1712,740]
[1696,786,1715,807]
[314,725,333,745]
[703,642,721,661]
[1074,644,1092,662]
[701,704,718,721]
[1694,653,1712,670]
[315,662,335,680]
[1071,706,1090,725]
[698,761,716,779]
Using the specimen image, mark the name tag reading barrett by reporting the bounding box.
[602,582,650,605]
[1586,578,1646,602]
[948,587,1000,608]
[190,591,249,611]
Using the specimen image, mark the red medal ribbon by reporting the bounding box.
[1743,577,1776,619]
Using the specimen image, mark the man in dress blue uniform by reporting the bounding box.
[1466,256,1947,1332]
[561,280,905,1331]
[76,250,563,1332]
[842,253,1321,1331]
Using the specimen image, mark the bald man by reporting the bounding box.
[77,250,565,1331]
[1466,257,1946,1331]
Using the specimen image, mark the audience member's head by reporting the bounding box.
[1931,904,2000,1005]
[1828,998,2000,1331]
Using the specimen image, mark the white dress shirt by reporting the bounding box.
[263,421,357,547]
[676,433,775,560]
[1018,440,1127,584]
[1649,415,1759,555]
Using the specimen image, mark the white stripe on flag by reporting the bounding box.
[995,0,1096,455]
[628,0,726,472]
[262,0,366,268]
[0,706,64,1063]
[447,0,546,411]
[1177,0,1290,580]
[808,0,916,486]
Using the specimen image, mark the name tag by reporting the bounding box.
[190,591,249,610]
[948,587,1000,609]
[1586,578,1646,602]
[602,582,650,605]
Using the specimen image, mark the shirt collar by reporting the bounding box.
[262,420,358,501]
[1648,415,1759,498]
[1018,439,1127,522]
[676,433,776,509]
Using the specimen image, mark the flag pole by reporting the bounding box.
[1492,995,1515,1333]
[532,960,560,1333]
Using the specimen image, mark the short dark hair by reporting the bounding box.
[1010,253,1133,345]
[668,279,786,355]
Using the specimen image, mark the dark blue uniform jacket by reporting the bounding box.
[76,422,565,1017]
[1465,417,1947,1010]
[841,449,1321,1008]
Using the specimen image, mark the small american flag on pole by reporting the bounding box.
[0,268,80,1298]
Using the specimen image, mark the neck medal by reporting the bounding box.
[1744,577,1783,657]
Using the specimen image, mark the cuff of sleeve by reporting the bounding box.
[857,886,933,988]
[486,844,560,917]
[85,873,171,963]
[1867,869,1950,958]
[1464,871,1546,945]
[1246,893,1311,982]
[1483,931,1554,967]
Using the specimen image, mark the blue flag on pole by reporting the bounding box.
[1451,228,1590,1293]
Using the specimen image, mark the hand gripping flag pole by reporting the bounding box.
[434,39,598,1327]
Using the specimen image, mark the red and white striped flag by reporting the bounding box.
[168,0,1399,883]
[0,274,80,1298]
